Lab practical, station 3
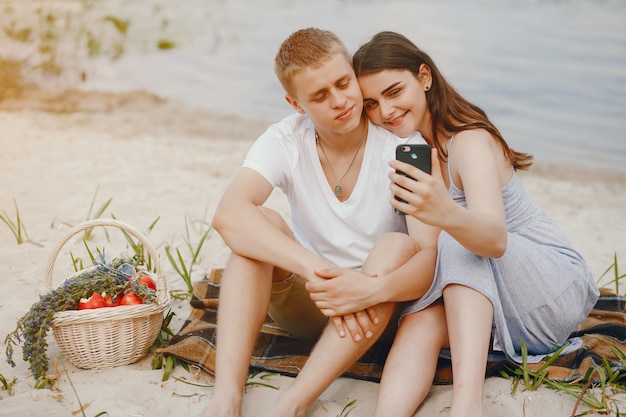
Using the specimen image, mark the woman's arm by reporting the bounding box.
[390,132,508,258]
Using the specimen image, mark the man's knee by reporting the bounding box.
[379,232,418,252]
[378,302,403,344]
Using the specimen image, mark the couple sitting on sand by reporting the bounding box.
[203,28,598,417]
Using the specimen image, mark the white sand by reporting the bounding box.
[0,90,625,417]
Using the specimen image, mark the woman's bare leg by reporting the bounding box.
[444,284,493,417]
[374,303,448,417]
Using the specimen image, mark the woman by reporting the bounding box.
[349,31,600,417]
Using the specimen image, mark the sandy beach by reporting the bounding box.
[0,88,624,417]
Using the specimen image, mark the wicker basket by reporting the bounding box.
[44,219,170,370]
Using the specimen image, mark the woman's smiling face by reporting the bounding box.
[358,69,430,138]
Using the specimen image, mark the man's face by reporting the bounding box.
[286,53,363,136]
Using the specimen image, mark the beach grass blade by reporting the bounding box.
[172,375,213,388]
[82,186,113,241]
[245,371,279,390]
[151,310,188,381]
[0,199,23,243]
[597,253,625,295]
[507,340,624,412]
[165,214,211,297]
[0,198,42,246]
[65,369,109,417]
[337,399,357,417]
[112,214,160,271]
[0,371,16,398]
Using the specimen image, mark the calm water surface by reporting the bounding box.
[72,0,626,171]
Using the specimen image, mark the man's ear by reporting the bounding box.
[285,94,306,114]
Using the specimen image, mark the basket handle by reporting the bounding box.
[45,219,165,293]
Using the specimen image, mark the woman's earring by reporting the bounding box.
[425,85,430,91]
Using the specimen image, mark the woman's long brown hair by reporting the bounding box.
[353,31,532,170]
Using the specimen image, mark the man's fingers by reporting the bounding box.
[365,307,379,325]
[355,310,374,339]
[331,316,346,338]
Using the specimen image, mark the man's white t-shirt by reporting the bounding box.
[244,113,425,269]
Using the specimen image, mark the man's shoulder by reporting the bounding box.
[267,113,312,137]
[251,113,312,156]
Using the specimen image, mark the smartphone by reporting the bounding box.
[394,144,432,214]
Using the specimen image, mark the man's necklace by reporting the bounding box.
[315,123,367,198]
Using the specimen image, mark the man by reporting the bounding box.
[204,28,438,417]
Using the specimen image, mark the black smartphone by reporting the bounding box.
[394,144,432,214]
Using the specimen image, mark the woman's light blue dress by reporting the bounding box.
[401,145,599,362]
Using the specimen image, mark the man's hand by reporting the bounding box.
[307,267,382,341]
[330,309,379,341]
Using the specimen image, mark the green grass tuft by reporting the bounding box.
[165,213,211,299]
[597,253,626,295]
[0,198,42,246]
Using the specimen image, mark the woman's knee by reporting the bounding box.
[399,303,448,346]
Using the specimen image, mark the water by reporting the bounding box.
[7,0,626,171]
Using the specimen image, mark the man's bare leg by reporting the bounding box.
[203,208,295,417]
[266,233,419,417]
[267,302,396,417]
[201,254,273,417]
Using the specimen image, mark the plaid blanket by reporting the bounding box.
[156,269,626,384]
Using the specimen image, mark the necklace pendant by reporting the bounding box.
[334,185,343,197]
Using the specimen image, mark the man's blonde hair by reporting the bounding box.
[274,28,350,97]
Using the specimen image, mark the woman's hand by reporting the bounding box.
[388,148,454,227]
